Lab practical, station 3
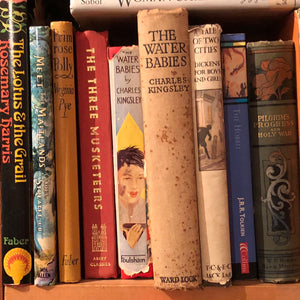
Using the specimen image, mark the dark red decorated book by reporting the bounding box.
[75,30,118,279]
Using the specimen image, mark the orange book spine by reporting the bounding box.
[50,21,81,283]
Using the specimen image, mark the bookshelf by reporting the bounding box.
[3,0,300,299]
[5,279,300,300]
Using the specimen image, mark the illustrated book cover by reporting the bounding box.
[108,45,153,279]
[221,32,257,280]
[30,25,57,286]
[189,23,232,286]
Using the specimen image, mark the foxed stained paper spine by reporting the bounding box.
[0,0,33,285]
[189,24,232,286]
[108,45,152,279]
[50,21,81,283]
[75,30,117,279]
[138,8,202,289]
[30,26,57,286]
[247,40,300,283]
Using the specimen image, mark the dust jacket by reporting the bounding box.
[29,25,57,286]
[108,45,153,279]
[189,24,232,286]
[221,33,257,280]
[0,0,33,285]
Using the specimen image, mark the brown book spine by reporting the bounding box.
[137,8,202,289]
[50,21,81,283]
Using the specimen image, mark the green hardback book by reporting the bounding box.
[247,40,300,283]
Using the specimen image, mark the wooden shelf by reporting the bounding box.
[5,279,300,300]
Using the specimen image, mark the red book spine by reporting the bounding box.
[75,30,117,278]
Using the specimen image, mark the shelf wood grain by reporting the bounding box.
[5,279,300,300]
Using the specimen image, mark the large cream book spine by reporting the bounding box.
[137,8,202,289]
[189,24,232,286]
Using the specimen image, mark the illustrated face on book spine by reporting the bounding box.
[117,146,145,207]
[118,163,145,206]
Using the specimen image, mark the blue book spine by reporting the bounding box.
[29,26,57,286]
[221,33,257,279]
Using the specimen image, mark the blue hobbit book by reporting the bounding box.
[30,26,57,285]
[221,33,257,280]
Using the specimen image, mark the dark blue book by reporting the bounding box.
[221,33,257,280]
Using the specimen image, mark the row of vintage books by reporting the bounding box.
[1,0,300,291]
